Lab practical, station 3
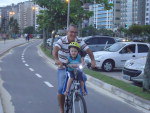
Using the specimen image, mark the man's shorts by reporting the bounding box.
[57,68,66,94]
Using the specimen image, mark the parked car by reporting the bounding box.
[82,36,116,52]
[115,38,128,42]
[132,37,145,42]
[122,57,146,83]
[46,36,61,46]
[84,42,149,72]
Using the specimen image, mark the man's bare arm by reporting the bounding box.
[86,48,96,68]
[86,49,95,60]
[52,46,59,60]
[52,46,62,66]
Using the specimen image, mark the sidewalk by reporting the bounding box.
[0,38,28,113]
[0,38,27,57]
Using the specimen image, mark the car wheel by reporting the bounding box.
[102,60,114,72]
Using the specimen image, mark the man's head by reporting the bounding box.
[67,24,78,42]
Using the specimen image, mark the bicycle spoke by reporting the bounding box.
[72,94,87,113]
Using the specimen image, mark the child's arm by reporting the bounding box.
[81,57,85,66]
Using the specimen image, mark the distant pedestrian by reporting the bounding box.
[26,34,30,42]
[2,33,7,44]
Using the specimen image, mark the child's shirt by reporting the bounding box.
[67,54,81,72]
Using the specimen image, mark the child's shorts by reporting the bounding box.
[67,70,83,81]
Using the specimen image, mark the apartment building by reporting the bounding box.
[145,0,150,25]
[89,0,121,30]
[121,0,146,27]
[0,1,39,33]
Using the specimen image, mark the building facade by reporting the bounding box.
[0,1,39,33]
[89,0,121,30]
[145,0,150,25]
[121,0,146,27]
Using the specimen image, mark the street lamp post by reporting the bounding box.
[66,0,70,29]
[32,5,38,36]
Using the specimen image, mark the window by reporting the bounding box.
[85,38,99,45]
[138,44,149,53]
[116,1,120,3]
[122,45,136,53]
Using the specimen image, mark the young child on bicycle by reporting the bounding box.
[64,42,86,96]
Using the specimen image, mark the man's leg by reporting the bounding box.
[57,69,66,113]
[58,94,65,113]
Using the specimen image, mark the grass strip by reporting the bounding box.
[40,44,53,59]
[41,45,150,100]
[84,69,150,100]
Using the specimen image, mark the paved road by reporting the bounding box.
[0,40,144,113]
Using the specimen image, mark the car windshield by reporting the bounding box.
[106,43,126,52]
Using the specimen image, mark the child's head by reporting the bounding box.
[69,42,80,58]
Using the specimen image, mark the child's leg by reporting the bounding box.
[80,81,85,93]
[64,78,73,95]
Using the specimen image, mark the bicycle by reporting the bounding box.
[63,64,87,113]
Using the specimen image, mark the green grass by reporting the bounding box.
[41,45,150,100]
[40,44,53,59]
[84,69,150,100]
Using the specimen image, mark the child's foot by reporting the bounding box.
[64,91,69,96]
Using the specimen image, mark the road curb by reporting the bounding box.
[87,75,150,111]
[0,43,26,57]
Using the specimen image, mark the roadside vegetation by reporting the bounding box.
[40,45,150,100]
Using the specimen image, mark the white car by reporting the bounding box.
[122,57,146,83]
[46,36,61,46]
[85,42,149,72]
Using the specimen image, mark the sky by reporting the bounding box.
[0,0,27,7]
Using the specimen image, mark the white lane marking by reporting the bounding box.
[44,81,54,88]
[35,73,42,78]
[22,60,26,63]
[29,68,34,71]
[21,55,24,58]
[25,64,29,66]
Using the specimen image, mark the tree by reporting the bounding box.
[81,25,97,36]
[23,26,34,34]
[128,25,143,36]
[8,17,19,38]
[143,25,150,92]
[34,0,112,49]
[143,48,150,92]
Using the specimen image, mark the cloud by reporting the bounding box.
[0,0,27,7]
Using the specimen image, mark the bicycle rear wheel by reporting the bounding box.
[72,94,87,113]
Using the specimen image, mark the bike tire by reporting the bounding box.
[72,94,87,113]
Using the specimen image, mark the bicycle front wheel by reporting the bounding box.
[72,94,87,113]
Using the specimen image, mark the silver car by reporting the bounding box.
[122,57,146,83]
[82,36,116,52]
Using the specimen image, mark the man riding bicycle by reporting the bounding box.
[52,24,95,113]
